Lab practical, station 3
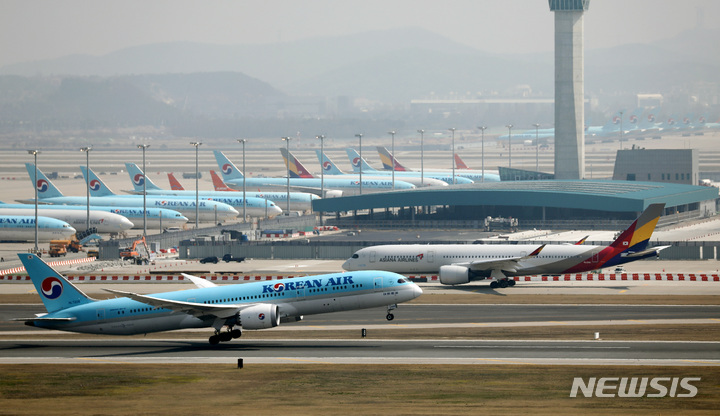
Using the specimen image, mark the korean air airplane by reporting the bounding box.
[15,253,422,344]
[19,164,189,228]
[344,204,668,288]
[375,146,500,183]
[123,163,282,218]
[344,148,476,185]
[214,150,414,197]
[0,216,76,242]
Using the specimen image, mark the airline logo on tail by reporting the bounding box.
[222,164,234,175]
[41,277,63,299]
[322,161,333,171]
[89,179,102,191]
[132,174,145,186]
[352,157,361,168]
[36,179,49,193]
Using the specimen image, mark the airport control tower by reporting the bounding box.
[549,0,590,179]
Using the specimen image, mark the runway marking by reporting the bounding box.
[76,357,135,364]
[619,290,628,294]
[434,345,630,350]
[475,358,531,365]
[275,357,330,364]
[682,359,720,365]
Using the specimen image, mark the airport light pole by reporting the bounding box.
[355,133,363,194]
[533,123,540,172]
[316,135,325,225]
[80,146,92,231]
[505,124,513,169]
[236,139,247,221]
[281,137,292,213]
[137,144,150,238]
[27,150,40,253]
[388,130,396,190]
[190,141,202,228]
[477,126,487,182]
[448,127,456,184]
[619,110,624,150]
[417,129,425,186]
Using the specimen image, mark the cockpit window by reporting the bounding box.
[351,254,359,259]
[397,278,409,284]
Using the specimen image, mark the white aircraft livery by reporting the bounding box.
[343,204,668,288]
[15,253,422,344]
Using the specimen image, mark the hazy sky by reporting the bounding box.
[1,0,717,68]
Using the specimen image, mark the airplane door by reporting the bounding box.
[373,277,383,292]
[427,250,435,264]
[296,286,306,300]
[96,309,105,321]
[370,250,376,263]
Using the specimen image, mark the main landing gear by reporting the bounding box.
[489,278,516,289]
[386,304,397,321]
[209,327,242,345]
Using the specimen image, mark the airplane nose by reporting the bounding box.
[413,284,423,298]
[120,218,134,230]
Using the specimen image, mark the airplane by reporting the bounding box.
[123,163,283,218]
[497,128,555,142]
[78,165,239,222]
[344,148,475,185]
[454,154,469,169]
[0,203,133,233]
[0,215,76,242]
[314,150,448,188]
[375,146,501,182]
[14,253,423,345]
[343,203,668,288]
[19,164,190,228]
[214,150,415,197]
[172,170,320,212]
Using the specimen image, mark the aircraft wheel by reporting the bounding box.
[386,313,394,321]
[490,281,499,289]
[209,335,220,345]
[508,279,516,287]
[499,279,508,288]
[219,332,233,342]
[231,329,242,338]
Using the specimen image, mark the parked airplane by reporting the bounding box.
[0,204,133,233]
[15,253,423,344]
[314,150,448,187]
[343,204,668,288]
[214,150,414,197]
[78,166,239,222]
[375,146,501,182]
[123,163,282,218]
[170,170,319,212]
[0,215,76,242]
[21,164,237,223]
[344,148,475,185]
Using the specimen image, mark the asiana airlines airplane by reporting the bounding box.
[14,254,422,345]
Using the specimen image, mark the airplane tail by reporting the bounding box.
[80,166,115,196]
[345,148,379,173]
[454,153,469,169]
[315,150,345,175]
[25,163,64,199]
[18,253,94,313]
[125,163,163,192]
[376,146,408,171]
[213,150,245,181]
[209,170,237,192]
[279,148,314,178]
[167,173,185,191]
[609,203,665,253]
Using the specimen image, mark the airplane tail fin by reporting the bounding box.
[167,173,185,191]
[279,148,314,178]
[609,203,665,253]
[315,150,345,175]
[454,153,470,169]
[125,163,163,192]
[209,170,237,192]
[376,146,408,171]
[18,253,93,313]
[80,166,115,196]
[213,150,245,180]
[345,148,378,173]
[25,163,64,199]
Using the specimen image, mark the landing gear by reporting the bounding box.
[208,327,242,345]
[386,304,397,321]
[490,278,516,289]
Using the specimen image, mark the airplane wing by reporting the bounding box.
[620,245,671,258]
[11,317,76,322]
[182,273,218,288]
[461,244,546,273]
[103,288,252,319]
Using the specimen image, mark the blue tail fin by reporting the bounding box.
[25,163,65,199]
[315,150,345,175]
[125,163,163,192]
[80,166,115,196]
[213,150,245,180]
[18,253,93,313]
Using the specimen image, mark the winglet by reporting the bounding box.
[528,244,545,257]
[575,235,589,245]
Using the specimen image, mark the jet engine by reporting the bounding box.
[439,265,471,285]
[239,304,280,329]
[324,190,344,198]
